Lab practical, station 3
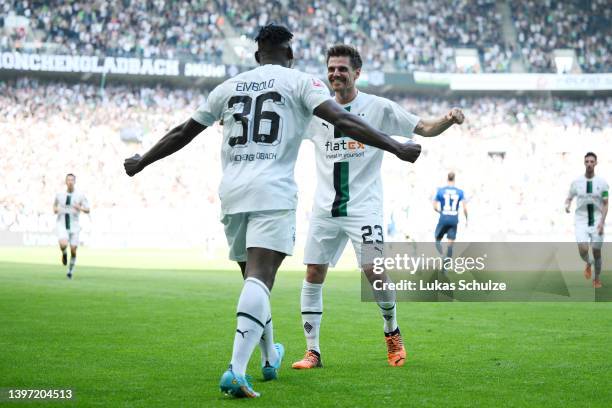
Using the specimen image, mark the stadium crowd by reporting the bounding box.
[2,80,610,245]
[345,0,512,72]
[511,0,611,73]
[222,0,372,71]
[1,0,609,73]
[2,0,226,62]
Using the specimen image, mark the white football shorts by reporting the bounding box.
[575,224,604,249]
[304,213,384,267]
[56,223,80,246]
[221,209,296,262]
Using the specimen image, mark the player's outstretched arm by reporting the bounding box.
[313,100,421,163]
[414,108,464,137]
[124,119,206,177]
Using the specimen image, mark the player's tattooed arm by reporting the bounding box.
[124,119,206,177]
[313,100,421,163]
[414,108,464,137]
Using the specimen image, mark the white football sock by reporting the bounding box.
[260,315,279,366]
[372,273,398,333]
[301,280,323,353]
[69,256,76,273]
[230,277,270,376]
[378,302,398,334]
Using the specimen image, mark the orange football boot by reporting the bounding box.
[593,279,602,289]
[291,350,322,369]
[385,328,407,367]
[584,263,592,280]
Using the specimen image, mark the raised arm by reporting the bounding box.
[124,119,206,177]
[414,108,464,137]
[313,100,421,163]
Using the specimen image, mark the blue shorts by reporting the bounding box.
[435,221,458,240]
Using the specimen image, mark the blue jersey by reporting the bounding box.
[435,186,465,225]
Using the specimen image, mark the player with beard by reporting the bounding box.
[293,44,464,370]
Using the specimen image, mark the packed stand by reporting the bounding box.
[511,0,612,73]
[2,0,611,73]
[0,79,224,246]
[1,0,514,72]
[1,0,225,62]
[221,0,373,71]
[2,80,611,244]
[345,0,512,72]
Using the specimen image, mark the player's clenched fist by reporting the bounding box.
[447,108,465,125]
[395,142,421,163]
[124,154,144,177]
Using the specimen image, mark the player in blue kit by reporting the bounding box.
[433,172,468,261]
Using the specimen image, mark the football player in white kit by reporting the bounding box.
[124,25,421,398]
[53,173,90,279]
[565,152,609,288]
[292,45,464,370]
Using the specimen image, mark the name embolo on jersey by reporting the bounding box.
[192,65,331,215]
[569,175,609,226]
[54,191,88,231]
[306,91,419,217]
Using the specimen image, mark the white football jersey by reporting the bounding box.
[192,64,331,214]
[568,175,609,226]
[54,190,89,231]
[306,91,420,217]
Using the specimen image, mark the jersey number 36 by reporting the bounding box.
[227,92,284,147]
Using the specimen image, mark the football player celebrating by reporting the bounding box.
[566,152,608,288]
[292,44,464,370]
[124,25,421,398]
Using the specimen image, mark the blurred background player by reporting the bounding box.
[293,44,462,370]
[53,173,89,279]
[123,25,420,399]
[565,152,609,288]
[433,172,468,264]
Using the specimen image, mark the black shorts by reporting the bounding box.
[435,221,458,240]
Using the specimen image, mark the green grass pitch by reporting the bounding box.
[1,248,611,407]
